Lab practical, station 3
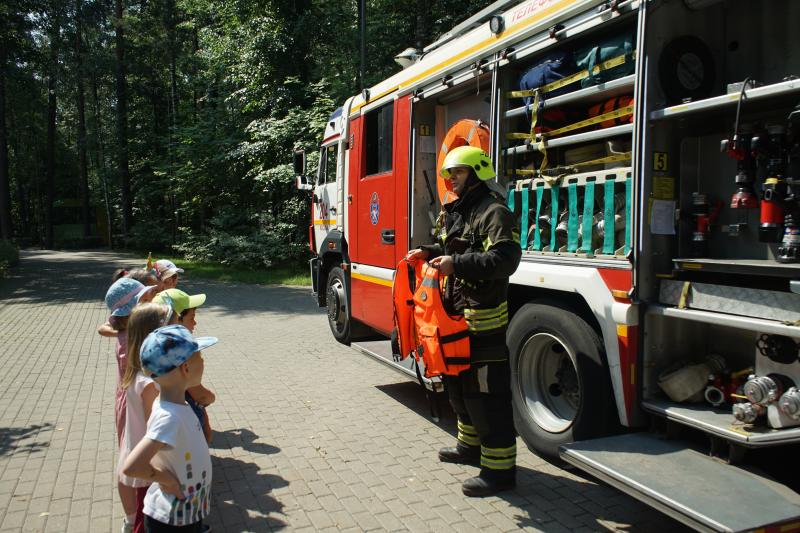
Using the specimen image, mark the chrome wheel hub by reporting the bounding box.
[517,332,580,433]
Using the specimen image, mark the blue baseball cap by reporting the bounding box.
[105,278,156,317]
[140,325,219,377]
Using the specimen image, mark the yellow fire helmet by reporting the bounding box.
[440,145,496,181]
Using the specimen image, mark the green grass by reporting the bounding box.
[172,259,311,286]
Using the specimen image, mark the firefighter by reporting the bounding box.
[407,146,521,497]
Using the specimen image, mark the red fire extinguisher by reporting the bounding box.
[752,125,788,242]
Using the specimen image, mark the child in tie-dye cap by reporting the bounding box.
[153,259,183,292]
[123,325,218,532]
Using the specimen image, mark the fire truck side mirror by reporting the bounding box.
[293,150,312,191]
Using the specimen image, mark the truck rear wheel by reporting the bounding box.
[508,302,615,458]
[326,267,352,344]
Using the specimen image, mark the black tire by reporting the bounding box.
[508,301,615,458]
[326,267,352,344]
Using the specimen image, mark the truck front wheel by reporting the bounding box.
[326,267,352,344]
[508,302,615,458]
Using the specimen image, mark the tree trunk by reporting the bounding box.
[8,106,28,236]
[0,50,13,241]
[191,27,198,120]
[415,0,431,50]
[44,14,60,250]
[115,0,132,240]
[92,66,113,248]
[358,0,365,90]
[165,0,178,132]
[165,0,178,244]
[75,0,90,238]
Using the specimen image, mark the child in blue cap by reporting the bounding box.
[122,325,218,532]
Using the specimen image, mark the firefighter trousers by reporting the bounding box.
[443,360,516,477]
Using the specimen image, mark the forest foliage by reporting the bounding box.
[0,0,492,268]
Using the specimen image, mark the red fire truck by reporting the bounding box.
[295,0,800,529]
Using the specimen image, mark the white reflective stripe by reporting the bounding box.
[350,263,395,282]
[466,126,476,143]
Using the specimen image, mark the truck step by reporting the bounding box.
[351,340,441,391]
[560,432,800,533]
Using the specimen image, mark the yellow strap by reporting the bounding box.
[511,152,632,177]
[505,105,633,141]
[528,90,541,143]
[538,137,549,173]
[563,151,632,169]
[678,281,691,309]
[543,104,633,137]
[507,52,636,98]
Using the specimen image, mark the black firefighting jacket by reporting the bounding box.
[420,182,521,363]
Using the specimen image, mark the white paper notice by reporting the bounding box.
[418,135,436,154]
[650,199,676,235]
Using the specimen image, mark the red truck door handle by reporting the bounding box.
[381,229,395,244]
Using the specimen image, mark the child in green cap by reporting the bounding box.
[152,288,215,444]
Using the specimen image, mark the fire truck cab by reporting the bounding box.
[296,0,800,529]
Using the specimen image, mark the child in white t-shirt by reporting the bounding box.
[122,325,219,532]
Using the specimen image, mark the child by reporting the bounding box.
[122,325,218,532]
[103,278,160,532]
[152,289,215,444]
[128,268,159,288]
[153,260,183,291]
[119,304,170,533]
[99,277,158,339]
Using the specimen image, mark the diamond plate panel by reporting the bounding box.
[659,280,800,322]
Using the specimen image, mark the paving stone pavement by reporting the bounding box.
[0,250,690,533]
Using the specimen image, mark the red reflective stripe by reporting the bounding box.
[597,268,632,300]
[617,325,638,422]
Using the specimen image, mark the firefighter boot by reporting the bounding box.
[461,467,516,497]
[438,443,480,466]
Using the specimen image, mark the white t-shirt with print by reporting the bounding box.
[143,398,212,526]
[118,371,159,487]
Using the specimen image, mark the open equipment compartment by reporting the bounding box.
[499,11,638,259]
[638,0,800,448]
[409,73,494,249]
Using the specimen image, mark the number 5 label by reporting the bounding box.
[654,152,668,172]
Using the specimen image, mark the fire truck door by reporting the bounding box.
[350,100,404,334]
[313,143,339,253]
[355,101,397,270]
